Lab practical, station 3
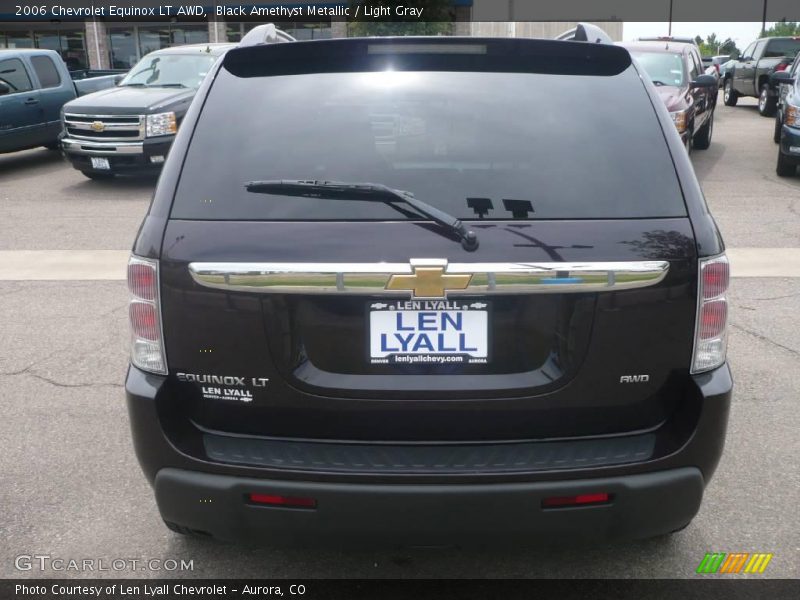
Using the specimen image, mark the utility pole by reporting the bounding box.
[668,0,673,36]
[761,0,768,36]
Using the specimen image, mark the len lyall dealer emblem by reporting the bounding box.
[385,265,472,299]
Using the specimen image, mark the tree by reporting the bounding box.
[763,21,800,37]
[347,1,453,37]
[696,33,739,58]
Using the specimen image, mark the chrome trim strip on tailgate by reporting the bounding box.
[188,259,670,296]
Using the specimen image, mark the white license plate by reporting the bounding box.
[369,300,489,365]
[90,157,110,170]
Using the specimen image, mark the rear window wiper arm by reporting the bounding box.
[244,179,479,251]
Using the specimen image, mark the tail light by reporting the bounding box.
[128,255,167,374]
[714,64,720,74]
[775,63,789,72]
[691,254,729,373]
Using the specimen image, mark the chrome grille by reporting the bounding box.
[64,114,145,142]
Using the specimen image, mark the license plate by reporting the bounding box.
[90,157,110,170]
[369,300,489,365]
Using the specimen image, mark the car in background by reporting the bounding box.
[773,54,800,143]
[718,59,736,83]
[620,41,718,153]
[772,66,800,176]
[0,49,121,154]
[637,35,698,46]
[723,37,800,116]
[702,54,730,77]
[60,43,236,180]
[124,32,732,545]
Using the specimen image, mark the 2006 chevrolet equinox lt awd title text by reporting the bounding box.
[125,28,733,545]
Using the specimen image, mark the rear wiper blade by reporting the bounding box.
[244,179,479,251]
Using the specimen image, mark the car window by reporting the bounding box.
[629,51,686,86]
[752,41,766,60]
[688,52,700,80]
[30,55,61,89]
[742,43,756,60]
[172,67,687,221]
[0,58,33,93]
[119,53,218,89]
[764,39,800,59]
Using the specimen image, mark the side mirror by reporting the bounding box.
[0,81,10,96]
[690,74,717,88]
[771,70,795,85]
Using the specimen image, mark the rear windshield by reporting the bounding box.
[172,66,686,221]
[764,39,800,58]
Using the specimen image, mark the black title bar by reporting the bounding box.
[1,0,800,23]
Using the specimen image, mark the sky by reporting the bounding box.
[622,22,767,47]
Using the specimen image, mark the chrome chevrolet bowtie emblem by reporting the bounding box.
[386,264,472,299]
[91,121,105,132]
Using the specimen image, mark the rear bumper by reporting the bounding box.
[156,466,704,544]
[126,364,732,543]
[61,135,173,174]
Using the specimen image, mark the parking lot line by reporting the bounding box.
[0,250,129,280]
[0,248,798,280]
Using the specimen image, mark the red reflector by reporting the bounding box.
[129,302,159,341]
[699,299,727,339]
[128,263,156,300]
[248,493,317,508]
[542,493,611,508]
[702,261,729,299]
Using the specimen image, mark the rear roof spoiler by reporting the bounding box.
[224,37,631,78]
[238,24,296,47]
[555,23,613,45]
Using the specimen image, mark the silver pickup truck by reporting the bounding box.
[0,48,122,154]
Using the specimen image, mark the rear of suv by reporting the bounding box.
[125,35,732,545]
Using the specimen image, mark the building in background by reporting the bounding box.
[0,1,621,71]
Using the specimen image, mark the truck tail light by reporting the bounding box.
[128,256,167,374]
[775,63,789,72]
[691,254,729,373]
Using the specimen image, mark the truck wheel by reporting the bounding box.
[774,115,783,144]
[693,111,714,150]
[776,150,796,177]
[723,79,738,106]
[81,171,114,180]
[759,84,777,117]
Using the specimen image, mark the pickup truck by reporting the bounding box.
[0,49,122,154]
[61,26,295,180]
[60,43,236,179]
[722,36,800,116]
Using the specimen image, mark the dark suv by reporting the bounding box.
[125,36,732,545]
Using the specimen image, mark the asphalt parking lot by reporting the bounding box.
[1,98,799,579]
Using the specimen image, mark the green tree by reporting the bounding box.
[763,21,800,37]
[347,1,453,37]
[697,33,739,58]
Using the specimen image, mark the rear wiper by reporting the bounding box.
[244,179,479,251]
